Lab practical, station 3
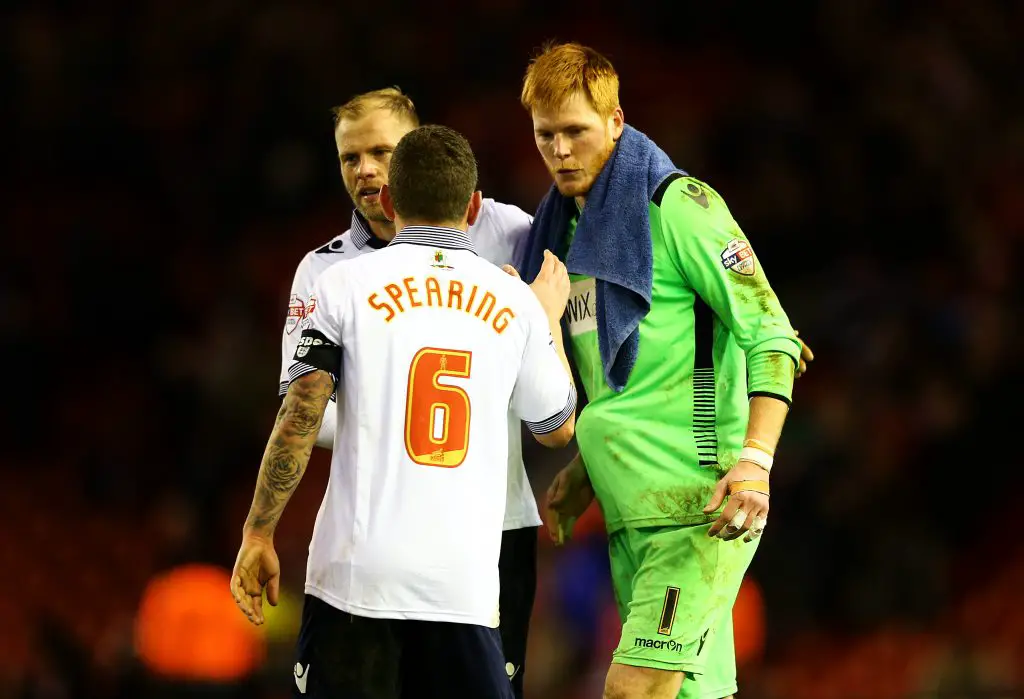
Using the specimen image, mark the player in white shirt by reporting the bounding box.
[232,125,576,699]
[278,88,543,697]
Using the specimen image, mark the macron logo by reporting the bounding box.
[633,637,683,653]
[294,663,309,694]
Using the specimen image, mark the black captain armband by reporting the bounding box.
[289,329,341,385]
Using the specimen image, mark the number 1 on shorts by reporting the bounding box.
[658,586,680,636]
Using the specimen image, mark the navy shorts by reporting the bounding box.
[292,594,513,699]
[497,525,538,699]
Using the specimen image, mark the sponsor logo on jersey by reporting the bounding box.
[720,238,756,276]
[565,277,597,336]
[286,295,317,335]
[682,180,710,209]
[430,249,454,270]
[286,295,307,334]
[633,637,683,653]
[315,238,345,254]
[294,328,333,358]
[697,629,710,655]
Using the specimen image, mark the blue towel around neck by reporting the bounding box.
[520,125,685,392]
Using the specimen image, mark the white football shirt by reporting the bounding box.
[280,201,542,530]
[290,225,575,626]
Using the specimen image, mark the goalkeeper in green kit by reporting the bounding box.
[518,43,813,699]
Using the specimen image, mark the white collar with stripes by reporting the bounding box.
[391,225,476,253]
[349,211,388,250]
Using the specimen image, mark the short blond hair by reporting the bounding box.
[331,87,420,127]
[520,42,620,116]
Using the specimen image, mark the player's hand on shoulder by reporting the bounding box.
[795,330,814,378]
[530,249,570,321]
[501,264,521,280]
[703,459,770,544]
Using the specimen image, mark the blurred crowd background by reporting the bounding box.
[4,0,1023,697]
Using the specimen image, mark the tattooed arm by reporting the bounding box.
[233,270,345,624]
[243,369,335,537]
[230,368,334,625]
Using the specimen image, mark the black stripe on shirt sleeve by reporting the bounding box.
[525,384,578,435]
[748,390,792,408]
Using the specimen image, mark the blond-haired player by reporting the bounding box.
[232,124,577,698]
[278,88,545,697]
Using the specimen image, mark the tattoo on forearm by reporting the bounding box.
[274,400,288,424]
[245,371,334,534]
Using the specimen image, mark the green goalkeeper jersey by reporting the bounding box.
[561,175,801,533]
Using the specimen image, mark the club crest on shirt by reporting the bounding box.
[720,239,756,276]
[286,294,317,334]
[430,249,454,270]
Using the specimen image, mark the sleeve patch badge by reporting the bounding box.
[286,294,317,334]
[720,239,756,276]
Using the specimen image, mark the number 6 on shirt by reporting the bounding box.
[404,347,473,468]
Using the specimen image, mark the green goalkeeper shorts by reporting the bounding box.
[608,523,758,699]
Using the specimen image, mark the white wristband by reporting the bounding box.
[738,446,773,473]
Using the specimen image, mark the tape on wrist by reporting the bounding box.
[742,438,776,456]
[739,446,773,473]
[728,479,771,496]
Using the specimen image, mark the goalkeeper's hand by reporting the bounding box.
[703,459,771,543]
[545,452,595,546]
[795,330,814,378]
